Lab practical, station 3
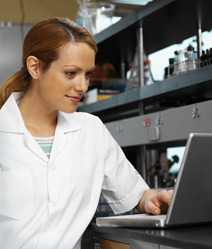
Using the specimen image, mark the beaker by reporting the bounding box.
[86,2,115,35]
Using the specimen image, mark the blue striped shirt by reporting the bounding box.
[34,136,54,159]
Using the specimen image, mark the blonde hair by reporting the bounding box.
[0,17,97,108]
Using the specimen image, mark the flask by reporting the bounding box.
[144,56,154,85]
[126,49,139,90]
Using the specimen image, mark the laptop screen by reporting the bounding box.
[166,133,212,226]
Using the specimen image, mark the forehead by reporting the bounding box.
[51,42,95,69]
[59,42,95,59]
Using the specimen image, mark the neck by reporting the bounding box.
[18,90,58,137]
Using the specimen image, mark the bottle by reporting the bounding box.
[173,51,179,75]
[210,48,212,64]
[200,50,206,67]
[206,49,210,66]
[186,45,196,71]
[164,67,169,79]
[177,49,186,74]
[168,58,175,76]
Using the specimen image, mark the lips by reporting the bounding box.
[65,95,81,103]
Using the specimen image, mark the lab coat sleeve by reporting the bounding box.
[98,118,150,215]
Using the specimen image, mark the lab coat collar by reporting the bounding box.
[57,111,81,134]
[0,92,82,134]
[0,92,82,164]
[0,92,26,133]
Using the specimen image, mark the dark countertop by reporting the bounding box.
[89,223,212,249]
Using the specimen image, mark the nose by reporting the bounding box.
[75,75,89,94]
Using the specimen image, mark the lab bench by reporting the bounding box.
[82,223,212,249]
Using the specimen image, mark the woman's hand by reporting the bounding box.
[137,189,173,215]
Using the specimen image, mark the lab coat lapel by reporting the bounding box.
[48,111,81,164]
[0,92,49,163]
[24,131,49,163]
[0,92,25,133]
[0,93,81,164]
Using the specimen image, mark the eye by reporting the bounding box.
[85,71,93,79]
[66,71,76,77]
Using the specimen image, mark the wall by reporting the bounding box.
[0,23,31,85]
[0,0,78,23]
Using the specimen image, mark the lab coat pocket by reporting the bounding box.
[0,169,34,220]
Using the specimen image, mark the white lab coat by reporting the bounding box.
[0,92,149,249]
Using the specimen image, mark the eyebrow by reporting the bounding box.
[90,66,96,71]
[62,65,95,71]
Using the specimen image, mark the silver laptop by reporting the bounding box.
[96,133,212,228]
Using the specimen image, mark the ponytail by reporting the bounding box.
[0,67,30,108]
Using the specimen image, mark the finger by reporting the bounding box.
[148,190,172,214]
[145,201,161,215]
[144,190,173,215]
[158,190,173,205]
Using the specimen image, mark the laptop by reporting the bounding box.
[96,133,212,228]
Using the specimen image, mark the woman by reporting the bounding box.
[0,17,172,249]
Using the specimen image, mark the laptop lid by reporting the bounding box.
[96,133,212,228]
[166,133,212,227]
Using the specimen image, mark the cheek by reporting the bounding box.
[42,75,68,92]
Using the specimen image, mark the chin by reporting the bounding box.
[60,106,78,113]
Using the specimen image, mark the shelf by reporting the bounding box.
[94,0,174,69]
[78,0,212,123]
[77,0,212,185]
[95,0,212,71]
[78,64,212,121]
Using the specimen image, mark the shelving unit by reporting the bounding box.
[78,0,212,183]
[79,64,212,122]
[92,0,212,71]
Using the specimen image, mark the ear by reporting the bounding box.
[26,56,40,79]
